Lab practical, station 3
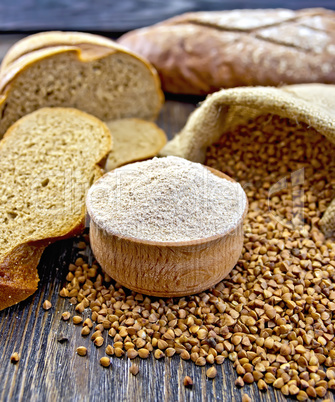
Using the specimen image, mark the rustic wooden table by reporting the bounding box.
[0,34,334,402]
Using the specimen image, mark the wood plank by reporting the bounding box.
[0,1,334,32]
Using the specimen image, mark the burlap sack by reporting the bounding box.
[160,84,335,235]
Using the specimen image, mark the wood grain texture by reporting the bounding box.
[0,88,334,402]
[0,0,335,31]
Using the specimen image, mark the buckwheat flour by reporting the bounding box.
[87,156,246,242]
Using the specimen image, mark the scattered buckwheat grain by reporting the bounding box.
[242,394,251,402]
[100,357,111,368]
[76,347,87,356]
[130,364,139,376]
[73,316,83,325]
[61,312,71,321]
[183,376,193,387]
[206,366,217,379]
[10,352,19,363]
[42,300,52,310]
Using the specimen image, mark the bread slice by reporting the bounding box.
[0,107,111,310]
[0,32,164,138]
[105,118,167,171]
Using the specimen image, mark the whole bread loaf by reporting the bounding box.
[0,31,164,137]
[0,108,111,310]
[118,8,335,95]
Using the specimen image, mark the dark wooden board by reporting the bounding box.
[1,100,335,402]
[0,35,334,402]
[0,0,334,32]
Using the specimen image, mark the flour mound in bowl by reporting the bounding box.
[87,156,247,242]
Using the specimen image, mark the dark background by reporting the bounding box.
[0,0,334,33]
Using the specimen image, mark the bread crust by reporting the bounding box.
[118,8,335,94]
[0,108,111,311]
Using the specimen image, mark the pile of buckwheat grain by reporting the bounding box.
[59,114,335,401]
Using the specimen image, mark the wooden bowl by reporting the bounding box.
[88,167,248,297]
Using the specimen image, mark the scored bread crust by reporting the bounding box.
[0,108,112,311]
[0,33,164,136]
[118,8,335,94]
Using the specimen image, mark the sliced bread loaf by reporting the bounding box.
[118,8,335,94]
[0,32,164,138]
[105,118,167,171]
[0,107,111,310]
